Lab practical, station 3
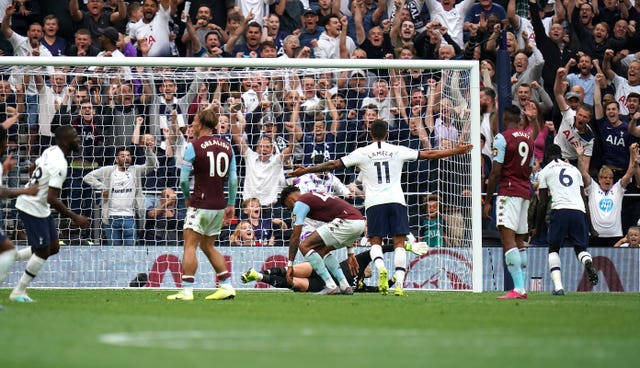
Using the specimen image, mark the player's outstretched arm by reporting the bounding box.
[418,142,473,160]
[287,159,345,177]
[47,187,90,228]
[0,183,38,199]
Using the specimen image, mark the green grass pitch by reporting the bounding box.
[0,289,638,368]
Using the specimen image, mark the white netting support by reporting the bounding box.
[0,57,481,291]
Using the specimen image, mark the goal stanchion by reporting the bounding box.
[0,57,481,291]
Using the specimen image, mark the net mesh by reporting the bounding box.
[0,59,477,290]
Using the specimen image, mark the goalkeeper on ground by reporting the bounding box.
[240,243,428,293]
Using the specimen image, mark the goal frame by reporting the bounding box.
[0,56,482,292]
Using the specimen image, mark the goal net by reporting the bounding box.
[0,57,481,292]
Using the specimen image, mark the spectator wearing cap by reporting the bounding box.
[128,0,175,57]
[70,0,127,46]
[343,69,371,110]
[298,8,323,56]
[314,14,356,59]
[273,0,304,35]
[96,26,120,53]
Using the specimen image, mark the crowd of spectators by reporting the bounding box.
[0,0,639,248]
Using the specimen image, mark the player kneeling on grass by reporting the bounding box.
[241,243,429,292]
[167,109,238,301]
[280,185,366,295]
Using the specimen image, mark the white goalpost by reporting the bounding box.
[0,56,482,292]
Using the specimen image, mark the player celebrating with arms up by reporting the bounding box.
[167,109,238,301]
[483,105,534,300]
[288,119,472,296]
[280,185,365,295]
[9,125,90,302]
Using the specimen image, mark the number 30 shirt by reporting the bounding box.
[492,127,534,199]
[340,141,418,209]
[16,146,68,218]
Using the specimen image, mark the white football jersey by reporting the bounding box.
[537,159,585,212]
[586,180,625,237]
[341,141,418,209]
[16,146,68,217]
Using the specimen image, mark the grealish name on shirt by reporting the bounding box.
[201,139,230,150]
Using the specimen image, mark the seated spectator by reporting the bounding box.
[229,220,261,246]
[420,193,447,247]
[241,197,288,246]
[145,188,184,246]
[613,226,640,247]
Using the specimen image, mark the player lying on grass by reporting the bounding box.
[241,243,429,292]
[280,185,366,295]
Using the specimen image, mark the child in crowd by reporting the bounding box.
[613,227,640,248]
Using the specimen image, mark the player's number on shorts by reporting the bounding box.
[29,166,43,185]
[374,161,390,184]
[558,168,573,187]
[518,141,529,166]
[206,151,230,178]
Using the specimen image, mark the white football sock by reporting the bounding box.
[12,255,46,296]
[548,252,563,291]
[0,249,17,283]
[370,244,385,270]
[15,247,33,261]
[393,247,407,287]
